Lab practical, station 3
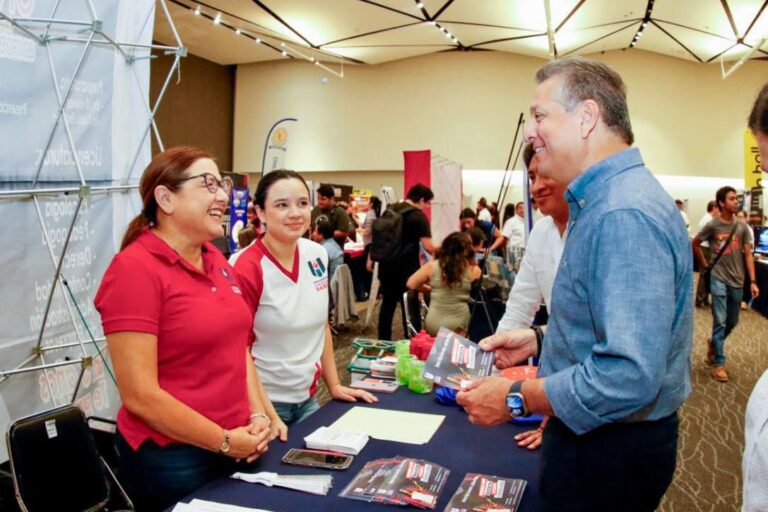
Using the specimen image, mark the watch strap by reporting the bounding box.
[531,325,543,357]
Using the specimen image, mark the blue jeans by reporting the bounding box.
[710,276,743,366]
[273,396,320,425]
[115,432,241,512]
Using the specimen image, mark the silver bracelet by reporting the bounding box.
[249,412,271,426]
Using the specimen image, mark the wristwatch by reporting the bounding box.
[218,429,231,454]
[506,381,529,418]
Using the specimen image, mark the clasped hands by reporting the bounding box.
[225,414,287,463]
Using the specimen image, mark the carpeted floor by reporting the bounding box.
[325,286,768,512]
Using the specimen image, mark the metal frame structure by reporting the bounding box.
[0,1,184,409]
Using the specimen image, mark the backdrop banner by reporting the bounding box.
[0,0,155,461]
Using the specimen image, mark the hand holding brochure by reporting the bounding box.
[230,471,332,496]
[423,328,495,390]
[303,426,369,455]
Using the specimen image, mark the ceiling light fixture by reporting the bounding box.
[235,28,241,35]
[213,12,221,25]
[255,37,261,44]
[417,2,424,8]
[281,50,288,57]
[193,5,201,15]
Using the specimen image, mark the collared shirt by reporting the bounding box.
[496,215,566,331]
[94,229,251,449]
[540,147,693,435]
[232,237,329,404]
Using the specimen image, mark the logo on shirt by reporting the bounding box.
[220,267,242,294]
[307,258,326,278]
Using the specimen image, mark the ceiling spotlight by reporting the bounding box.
[452,36,458,42]
[213,12,221,25]
[440,26,446,33]
[280,42,286,47]
[642,22,648,27]
[235,28,241,35]
[281,50,288,57]
[194,6,201,15]
[255,37,261,44]
[637,31,643,37]
[315,61,320,65]
[444,32,451,38]
[428,20,435,25]
[417,2,424,8]
[630,42,636,47]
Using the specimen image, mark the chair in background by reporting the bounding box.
[6,403,133,512]
[403,290,429,337]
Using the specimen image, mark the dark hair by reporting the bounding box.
[121,146,213,250]
[237,227,257,248]
[437,232,474,288]
[675,199,683,206]
[459,207,477,220]
[315,219,334,240]
[523,143,535,168]
[369,195,382,216]
[254,170,310,209]
[477,197,488,208]
[406,183,434,202]
[715,186,736,209]
[317,184,335,199]
[749,83,768,134]
[706,200,717,213]
[516,202,524,209]
[467,227,485,246]
[502,203,515,224]
[535,56,634,145]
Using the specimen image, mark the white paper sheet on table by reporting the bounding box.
[328,406,445,444]
[172,499,273,512]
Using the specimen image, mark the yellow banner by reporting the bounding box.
[744,129,762,189]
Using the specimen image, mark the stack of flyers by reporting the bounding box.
[339,457,450,509]
[442,473,527,512]
[423,328,495,390]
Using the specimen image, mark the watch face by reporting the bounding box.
[506,394,525,416]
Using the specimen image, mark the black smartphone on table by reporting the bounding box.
[281,448,354,470]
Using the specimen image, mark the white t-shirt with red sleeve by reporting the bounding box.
[94,229,252,450]
[232,237,330,404]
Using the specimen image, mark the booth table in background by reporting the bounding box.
[753,259,768,319]
[172,389,542,511]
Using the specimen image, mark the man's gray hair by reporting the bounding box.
[535,56,634,145]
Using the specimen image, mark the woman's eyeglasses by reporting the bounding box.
[174,173,232,195]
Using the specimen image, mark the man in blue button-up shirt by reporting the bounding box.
[457,56,693,512]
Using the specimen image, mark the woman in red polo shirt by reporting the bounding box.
[95,147,275,512]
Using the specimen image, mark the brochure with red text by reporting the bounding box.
[340,457,450,509]
[423,328,495,390]
[442,473,527,512]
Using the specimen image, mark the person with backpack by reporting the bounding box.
[371,183,435,340]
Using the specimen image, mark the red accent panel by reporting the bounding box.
[403,150,431,222]
[308,362,322,397]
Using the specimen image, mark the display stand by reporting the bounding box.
[0,0,183,461]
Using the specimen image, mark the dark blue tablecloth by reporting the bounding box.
[753,260,768,319]
[173,389,542,511]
